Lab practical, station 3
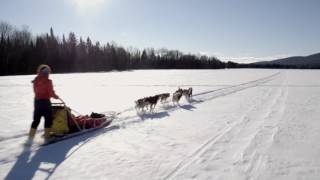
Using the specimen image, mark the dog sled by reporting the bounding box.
[43,101,116,146]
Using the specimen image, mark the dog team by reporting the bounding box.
[135,87,193,112]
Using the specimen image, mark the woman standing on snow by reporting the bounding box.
[28,64,59,140]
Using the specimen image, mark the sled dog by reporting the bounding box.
[144,95,160,111]
[158,93,170,103]
[182,87,193,100]
[172,88,183,105]
[135,98,147,111]
[135,95,160,112]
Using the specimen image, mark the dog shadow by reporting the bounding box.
[138,111,170,120]
[179,104,196,111]
[162,104,177,110]
[187,98,203,104]
[161,102,196,111]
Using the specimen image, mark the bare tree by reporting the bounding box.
[12,25,32,45]
[0,21,13,37]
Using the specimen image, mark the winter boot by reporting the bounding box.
[44,128,53,138]
[44,128,55,143]
[25,128,37,146]
[28,128,37,139]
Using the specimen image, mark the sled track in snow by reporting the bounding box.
[192,72,281,98]
[162,72,282,180]
[0,130,44,143]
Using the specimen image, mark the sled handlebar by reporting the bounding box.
[51,98,66,106]
[52,97,84,116]
[58,98,65,104]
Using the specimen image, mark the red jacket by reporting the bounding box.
[32,75,57,100]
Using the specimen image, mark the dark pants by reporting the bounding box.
[31,99,52,129]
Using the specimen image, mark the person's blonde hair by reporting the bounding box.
[37,64,52,74]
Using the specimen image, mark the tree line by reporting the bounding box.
[226,62,320,69]
[0,21,226,76]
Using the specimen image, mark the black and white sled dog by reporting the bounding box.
[145,95,160,111]
[135,95,161,112]
[172,87,193,105]
[172,88,183,105]
[135,98,148,111]
[135,92,171,112]
[158,93,170,103]
[182,87,193,101]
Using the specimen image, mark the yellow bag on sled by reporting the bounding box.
[51,107,69,136]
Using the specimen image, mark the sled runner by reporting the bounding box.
[42,102,116,146]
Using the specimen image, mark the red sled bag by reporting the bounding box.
[71,115,107,130]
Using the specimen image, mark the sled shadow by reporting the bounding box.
[5,125,119,180]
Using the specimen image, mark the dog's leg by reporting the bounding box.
[150,104,154,113]
[153,103,156,112]
[173,100,178,106]
[185,95,190,102]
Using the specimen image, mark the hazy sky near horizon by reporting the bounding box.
[1,0,319,63]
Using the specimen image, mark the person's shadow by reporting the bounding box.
[5,125,119,180]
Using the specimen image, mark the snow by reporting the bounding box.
[1,69,320,180]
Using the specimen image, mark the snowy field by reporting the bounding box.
[0,69,320,180]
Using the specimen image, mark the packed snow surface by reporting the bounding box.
[0,69,320,180]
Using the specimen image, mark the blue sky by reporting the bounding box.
[0,0,319,63]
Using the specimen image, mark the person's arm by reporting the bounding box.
[48,80,59,99]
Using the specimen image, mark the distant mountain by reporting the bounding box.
[253,53,320,68]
